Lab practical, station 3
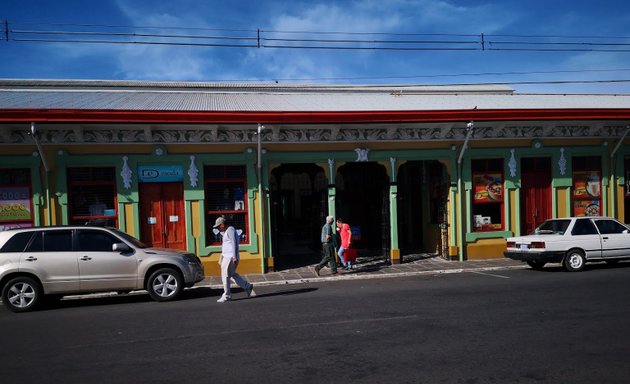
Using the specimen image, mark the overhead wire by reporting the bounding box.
[5,20,630,52]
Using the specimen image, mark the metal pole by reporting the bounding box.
[257,124,265,271]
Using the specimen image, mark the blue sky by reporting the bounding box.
[2,0,630,93]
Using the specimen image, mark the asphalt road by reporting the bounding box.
[2,262,630,384]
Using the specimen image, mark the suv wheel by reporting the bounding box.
[1,276,42,313]
[564,249,585,272]
[147,268,183,302]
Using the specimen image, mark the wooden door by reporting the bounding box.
[139,183,186,250]
[521,158,552,235]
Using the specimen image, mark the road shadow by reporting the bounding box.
[228,287,319,301]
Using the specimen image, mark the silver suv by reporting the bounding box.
[0,226,205,312]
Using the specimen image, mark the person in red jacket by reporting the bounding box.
[336,218,353,270]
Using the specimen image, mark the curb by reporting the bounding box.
[199,264,527,289]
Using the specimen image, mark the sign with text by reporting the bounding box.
[138,165,184,183]
[0,186,32,222]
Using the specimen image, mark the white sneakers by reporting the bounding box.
[246,284,256,298]
[217,284,255,303]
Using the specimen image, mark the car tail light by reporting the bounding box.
[530,241,545,249]
[506,241,515,248]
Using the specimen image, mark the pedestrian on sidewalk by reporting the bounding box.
[315,215,339,276]
[214,216,255,302]
[336,218,353,269]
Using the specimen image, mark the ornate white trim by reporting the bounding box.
[390,157,397,182]
[2,123,625,144]
[188,155,199,187]
[355,148,370,162]
[508,149,517,177]
[558,148,567,176]
[327,159,334,184]
[121,156,133,189]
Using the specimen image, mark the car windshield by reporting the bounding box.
[533,219,571,235]
[109,228,148,248]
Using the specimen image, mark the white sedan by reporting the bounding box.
[504,216,630,272]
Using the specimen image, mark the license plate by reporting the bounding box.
[519,244,529,251]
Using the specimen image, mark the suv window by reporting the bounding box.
[0,232,35,253]
[594,219,629,234]
[26,230,74,252]
[77,229,118,252]
[571,219,599,236]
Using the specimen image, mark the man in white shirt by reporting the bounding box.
[214,216,255,303]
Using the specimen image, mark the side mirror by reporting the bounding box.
[113,243,131,252]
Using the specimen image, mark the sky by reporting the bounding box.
[1,0,630,94]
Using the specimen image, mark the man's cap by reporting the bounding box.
[213,216,226,228]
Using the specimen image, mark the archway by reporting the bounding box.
[397,160,449,258]
[269,163,327,270]
[336,162,389,254]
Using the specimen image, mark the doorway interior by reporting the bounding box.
[397,160,449,258]
[336,162,389,255]
[270,164,327,270]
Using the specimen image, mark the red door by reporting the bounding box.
[139,183,186,250]
[520,158,552,235]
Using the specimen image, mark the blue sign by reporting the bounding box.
[138,165,184,183]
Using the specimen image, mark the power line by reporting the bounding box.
[4,20,630,52]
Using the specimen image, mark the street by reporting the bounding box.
[1,263,630,384]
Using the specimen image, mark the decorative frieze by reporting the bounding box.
[0,123,627,144]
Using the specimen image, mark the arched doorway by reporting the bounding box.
[336,162,389,255]
[397,160,449,259]
[270,164,327,270]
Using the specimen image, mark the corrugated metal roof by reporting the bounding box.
[0,79,630,112]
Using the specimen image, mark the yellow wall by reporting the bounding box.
[467,238,506,259]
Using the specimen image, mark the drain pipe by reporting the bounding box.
[457,121,475,166]
[30,122,52,225]
[610,124,630,160]
[609,124,630,217]
[456,121,474,262]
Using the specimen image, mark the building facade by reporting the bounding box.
[1,79,630,275]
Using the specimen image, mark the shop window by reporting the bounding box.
[0,168,34,231]
[205,165,248,245]
[68,167,118,226]
[471,159,504,231]
[572,156,601,217]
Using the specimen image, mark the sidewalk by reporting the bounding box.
[202,254,526,288]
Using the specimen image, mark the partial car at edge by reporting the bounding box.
[504,216,630,272]
[0,226,205,312]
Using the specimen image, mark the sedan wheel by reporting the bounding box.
[1,276,42,313]
[564,249,585,272]
[147,268,183,302]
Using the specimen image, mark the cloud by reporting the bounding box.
[241,0,518,82]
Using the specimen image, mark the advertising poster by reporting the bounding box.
[573,171,601,199]
[473,173,503,203]
[0,186,32,222]
[574,200,600,217]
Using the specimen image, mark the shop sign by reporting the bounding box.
[138,165,183,183]
[473,173,503,203]
[0,186,32,222]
